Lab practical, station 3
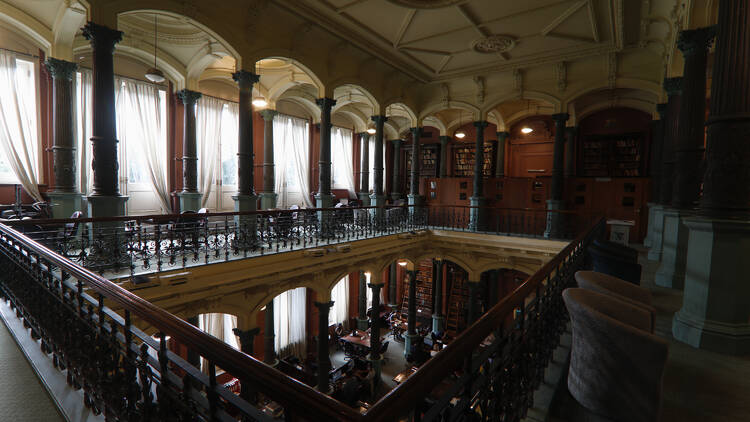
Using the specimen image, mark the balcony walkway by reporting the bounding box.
[0,306,64,422]
[550,246,750,422]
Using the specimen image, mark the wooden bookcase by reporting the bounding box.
[404,144,439,194]
[451,143,494,177]
[580,133,645,177]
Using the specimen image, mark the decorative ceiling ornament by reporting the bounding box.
[472,34,516,54]
[386,0,469,9]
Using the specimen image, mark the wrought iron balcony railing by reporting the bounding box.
[0,208,604,421]
[2,205,595,276]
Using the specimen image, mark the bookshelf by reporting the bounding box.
[452,144,494,177]
[404,144,439,193]
[580,133,644,177]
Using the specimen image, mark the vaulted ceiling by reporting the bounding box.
[283,0,627,82]
[0,0,718,134]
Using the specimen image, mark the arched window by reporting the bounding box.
[273,114,312,208]
[0,52,41,200]
[273,287,307,358]
[329,276,350,327]
[331,126,356,195]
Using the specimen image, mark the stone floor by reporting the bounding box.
[550,245,750,422]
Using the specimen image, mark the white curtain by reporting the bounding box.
[117,78,171,212]
[329,276,350,327]
[76,71,93,196]
[364,272,384,310]
[331,126,356,196]
[196,96,224,207]
[273,114,312,208]
[0,51,42,201]
[274,287,307,358]
[198,313,239,373]
[219,102,239,188]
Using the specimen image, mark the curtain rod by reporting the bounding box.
[77,66,169,91]
[0,46,40,60]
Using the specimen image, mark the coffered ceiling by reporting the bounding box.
[281,0,625,82]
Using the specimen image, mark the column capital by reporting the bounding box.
[313,300,334,309]
[551,113,569,123]
[176,89,202,105]
[473,120,489,129]
[44,58,78,81]
[391,138,403,145]
[367,282,385,289]
[677,26,717,57]
[358,132,370,140]
[656,103,668,119]
[663,77,683,96]
[81,22,123,52]
[410,126,421,137]
[316,97,336,110]
[496,131,510,140]
[259,109,278,121]
[232,70,260,87]
[371,115,388,124]
[232,327,260,349]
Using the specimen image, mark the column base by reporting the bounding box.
[356,317,369,331]
[647,205,665,261]
[368,356,383,394]
[654,208,692,289]
[87,194,128,218]
[86,195,129,270]
[357,192,371,207]
[47,191,83,219]
[432,315,445,335]
[407,194,425,224]
[672,217,750,355]
[544,199,564,239]
[259,192,277,210]
[469,196,488,231]
[178,191,202,212]
[233,194,258,246]
[369,194,386,225]
[643,202,657,247]
[404,333,421,358]
[315,193,335,237]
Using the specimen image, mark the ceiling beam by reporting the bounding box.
[456,4,490,37]
[541,0,587,36]
[335,0,370,13]
[394,9,416,47]
[399,46,455,56]
[587,0,600,43]
[545,33,597,43]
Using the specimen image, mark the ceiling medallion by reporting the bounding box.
[386,0,469,9]
[472,35,516,54]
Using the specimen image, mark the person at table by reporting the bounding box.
[339,371,361,406]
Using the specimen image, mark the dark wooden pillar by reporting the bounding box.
[314,300,333,392]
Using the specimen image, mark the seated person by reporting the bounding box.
[339,371,361,406]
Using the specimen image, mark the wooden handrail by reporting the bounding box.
[0,214,603,422]
[2,204,593,226]
[362,216,603,421]
[0,223,363,421]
